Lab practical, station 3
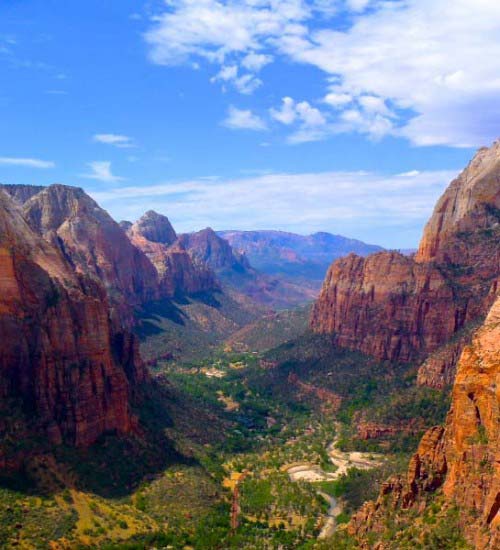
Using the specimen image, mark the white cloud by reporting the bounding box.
[89,167,459,248]
[0,157,55,168]
[279,0,500,147]
[270,97,297,125]
[93,134,135,148]
[346,0,371,12]
[223,105,267,130]
[296,100,326,126]
[145,0,500,148]
[211,65,262,94]
[241,52,273,71]
[80,161,124,183]
[323,91,352,107]
[144,0,309,66]
[271,97,328,142]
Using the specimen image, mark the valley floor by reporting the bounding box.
[0,307,452,549]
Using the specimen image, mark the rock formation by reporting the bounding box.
[0,189,146,458]
[128,210,177,247]
[179,227,320,308]
[0,183,45,204]
[2,184,160,320]
[127,212,217,296]
[311,141,500,379]
[178,227,250,273]
[347,292,500,549]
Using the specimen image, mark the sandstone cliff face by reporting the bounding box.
[178,227,251,273]
[128,212,217,296]
[1,184,45,204]
[0,190,146,455]
[311,142,500,371]
[441,294,500,548]
[416,141,500,263]
[310,251,456,361]
[17,185,160,314]
[128,210,177,246]
[348,293,500,549]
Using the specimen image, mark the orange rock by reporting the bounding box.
[348,294,500,549]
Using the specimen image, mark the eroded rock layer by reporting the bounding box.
[347,293,500,549]
[127,212,217,296]
[19,185,160,311]
[311,141,500,371]
[0,189,145,456]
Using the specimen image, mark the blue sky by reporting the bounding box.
[1,0,499,248]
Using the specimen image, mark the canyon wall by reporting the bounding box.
[311,141,500,378]
[127,211,218,296]
[347,292,500,549]
[0,190,146,457]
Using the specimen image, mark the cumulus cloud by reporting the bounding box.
[144,0,500,147]
[241,52,273,71]
[280,0,500,147]
[223,105,267,130]
[270,97,328,142]
[80,161,125,183]
[211,65,262,94]
[93,134,135,148]
[144,0,308,66]
[89,167,458,248]
[0,157,55,168]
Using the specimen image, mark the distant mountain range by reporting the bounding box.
[217,230,383,282]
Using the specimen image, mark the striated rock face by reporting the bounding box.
[416,141,500,263]
[416,324,478,389]
[310,251,456,361]
[0,183,45,204]
[348,294,500,549]
[178,227,250,273]
[311,142,500,369]
[2,185,161,319]
[128,210,177,246]
[441,294,500,548]
[0,190,146,454]
[128,213,217,296]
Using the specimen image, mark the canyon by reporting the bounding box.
[311,142,500,388]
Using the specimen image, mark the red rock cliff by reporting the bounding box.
[311,141,500,369]
[348,292,500,549]
[15,185,160,316]
[0,189,146,453]
[127,212,218,296]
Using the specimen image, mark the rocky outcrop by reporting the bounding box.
[5,184,161,318]
[441,294,500,548]
[128,210,177,246]
[1,184,45,204]
[179,227,250,273]
[127,212,217,296]
[416,142,500,263]
[347,293,500,549]
[0,190,146,455]
[310,251,457,361]
[416,324,478,389]
[311,141,500,371]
